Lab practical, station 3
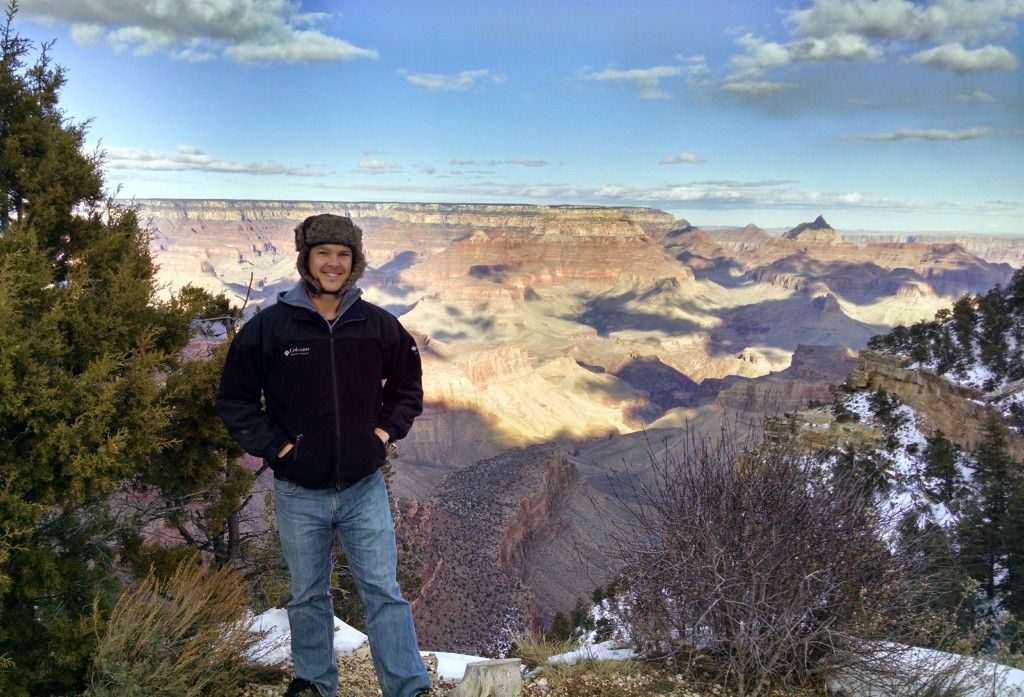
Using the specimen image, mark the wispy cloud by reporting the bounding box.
[837,127,996,142]
[660,152,704,164]
[579,65,684,99]
[309,176,1020,219]
[401,69,506,91]
[955,90,996,103]
[20,0,376,63]
[355,159,401,174]
[103,145,320,175]
[487,157,549,167]
[720,78,796,98]
[584,180,984,215]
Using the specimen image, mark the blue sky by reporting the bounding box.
[12,0,1024,233]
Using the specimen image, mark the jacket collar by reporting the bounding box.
[278,281,363,319]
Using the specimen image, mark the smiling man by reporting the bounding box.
[216,214,430,697]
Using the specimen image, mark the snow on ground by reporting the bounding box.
[829,646,1024,697]
[247,609,1024,695]
[247,609,484,681]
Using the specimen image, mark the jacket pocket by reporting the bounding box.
[272,434,302,468]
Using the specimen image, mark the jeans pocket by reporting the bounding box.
[273,478,301,496]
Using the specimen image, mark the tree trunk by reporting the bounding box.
[447,658,522,697]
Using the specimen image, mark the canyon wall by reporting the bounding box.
[400,443,621,655]
[137,199,679,302]
[841,233,1024,269]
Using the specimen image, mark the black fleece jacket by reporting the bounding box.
[216,283,423,489]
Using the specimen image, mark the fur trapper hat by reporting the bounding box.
[294,214,367,295]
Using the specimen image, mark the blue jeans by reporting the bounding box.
[274,470,430,697]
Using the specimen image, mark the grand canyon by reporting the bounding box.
[138,199,1021,652]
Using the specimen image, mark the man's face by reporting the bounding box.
[308,243,353,294]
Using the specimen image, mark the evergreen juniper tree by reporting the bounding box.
[0,6,238,693]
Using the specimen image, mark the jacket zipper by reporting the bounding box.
[328,327,344,489]
[292,434,303,461]
[325,309,365,490]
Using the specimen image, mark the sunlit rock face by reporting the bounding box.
[139,200,1018,498]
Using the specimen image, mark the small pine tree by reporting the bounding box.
[570,596,594,634]
[923,430,963,504]
[976,286,1010,385]
[950,294,978,357]
[548,612,571,641]
[958,413,1021,603]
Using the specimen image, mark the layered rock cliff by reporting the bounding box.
[136,199,679,301]
[770,349,1024,458]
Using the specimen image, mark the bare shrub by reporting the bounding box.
[85,555,282,697]
[608,426,972,697]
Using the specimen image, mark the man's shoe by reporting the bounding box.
[283,677,320,697]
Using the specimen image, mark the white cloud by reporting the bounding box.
[402,69,505,91]
[18,0,376,64]
[790,33,883,61]
[103,145,319,175]
[731,34,793,76]
[787,0,1024,45]
[580,65,684,99]
[909,43,1018,72]
[450,158,477,166]
[660,153,704,165]
[838,126,996,141]
[227,31,377,64]
[69,22,104,45]
[787,0,921,41]
[720,0,1023,94]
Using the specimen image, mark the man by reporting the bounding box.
[217,214,430,697]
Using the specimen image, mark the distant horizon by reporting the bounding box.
[124,197,1024,237]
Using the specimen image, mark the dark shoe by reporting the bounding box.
[283,677,320,697]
